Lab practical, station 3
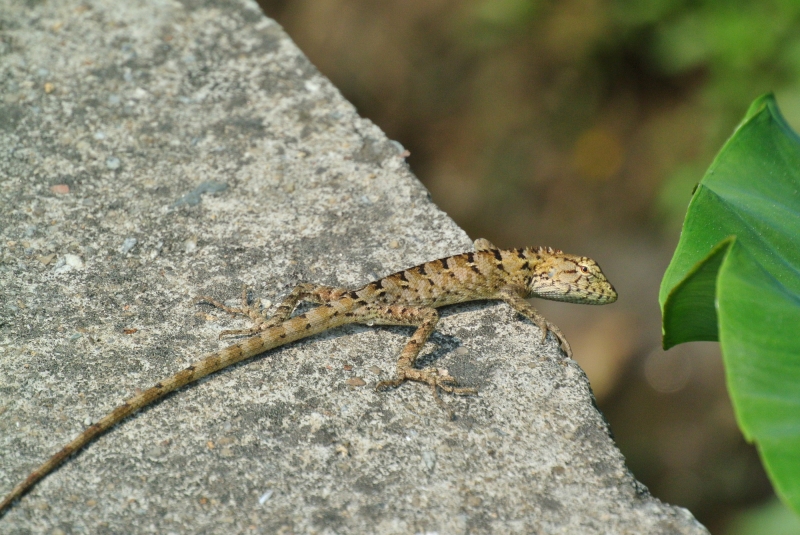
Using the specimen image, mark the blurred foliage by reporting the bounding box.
[463,0,800,231]
[727,497,800,535]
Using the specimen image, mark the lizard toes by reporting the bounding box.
[375,378,404,391]
[437,374,458,385]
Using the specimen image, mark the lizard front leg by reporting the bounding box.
[498,285,573,358]
[365,305,476,408]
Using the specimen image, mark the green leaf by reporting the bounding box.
[659,94,800,514]
[661,236,731,349]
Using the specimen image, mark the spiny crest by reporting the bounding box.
[529,246,563,255]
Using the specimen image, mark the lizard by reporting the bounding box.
[0,238,617,516]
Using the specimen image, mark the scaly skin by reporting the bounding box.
[0,239,616,516]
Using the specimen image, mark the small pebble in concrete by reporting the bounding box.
[119,237,137,254]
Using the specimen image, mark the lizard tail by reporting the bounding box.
[0,306,351,517]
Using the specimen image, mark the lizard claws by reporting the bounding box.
[534,318,572,358]
[376,368,477,403]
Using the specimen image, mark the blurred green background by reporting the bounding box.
[256,1,800,532]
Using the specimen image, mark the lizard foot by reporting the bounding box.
[376,367,477,413]
[193,286,273,339]
[534,319,572,359]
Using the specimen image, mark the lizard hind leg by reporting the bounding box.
[368,305,477,410]
[263,283,347,325]
[194,283,348,339]
[192,285,269,339]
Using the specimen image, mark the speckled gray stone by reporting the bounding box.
[0,1,709,533]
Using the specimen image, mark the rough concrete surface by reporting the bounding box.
[0,1,709,533]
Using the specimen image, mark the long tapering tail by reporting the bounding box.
[0,306,351,517]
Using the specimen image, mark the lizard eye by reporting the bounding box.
[580,265,590,274]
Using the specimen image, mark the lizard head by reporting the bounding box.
[526,248,617,305]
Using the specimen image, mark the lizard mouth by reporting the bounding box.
[594,287,618,304]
